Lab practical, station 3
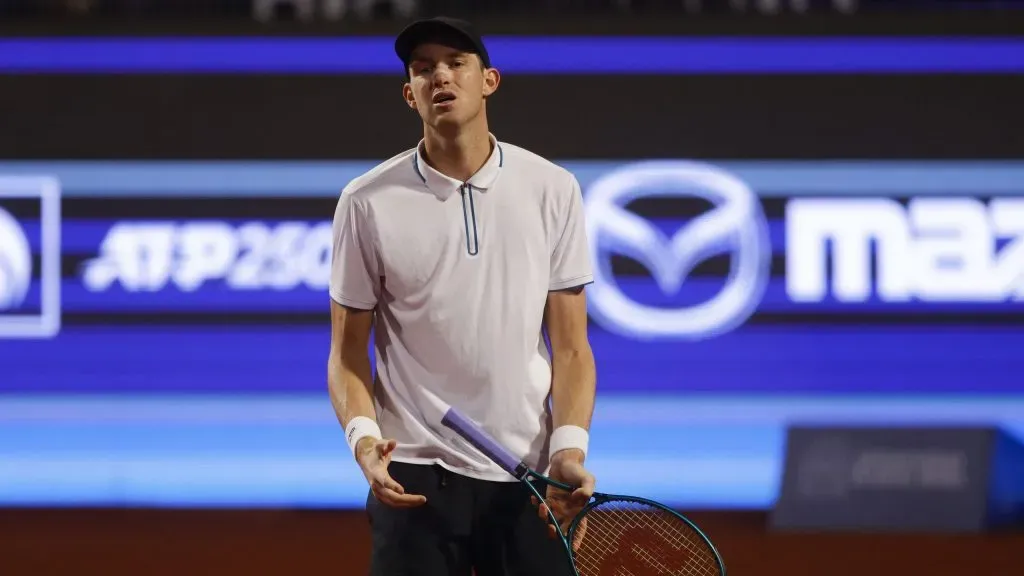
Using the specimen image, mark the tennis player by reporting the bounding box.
[327,16,598,576]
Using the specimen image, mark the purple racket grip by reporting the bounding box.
[442,407,523,476]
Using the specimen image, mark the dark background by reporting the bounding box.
[2,9,1023,161]
[5,74,1024,159]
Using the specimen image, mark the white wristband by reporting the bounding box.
[549,425,589,459]
[345,416,382,456]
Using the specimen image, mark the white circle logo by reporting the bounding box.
[0,206,32,311]
[584,161,771,340]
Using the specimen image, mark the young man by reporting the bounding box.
[327,16,598,576]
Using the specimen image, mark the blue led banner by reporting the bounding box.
[1,37,1023,74]
[1,159,1024,396]
[2,325,1023,394]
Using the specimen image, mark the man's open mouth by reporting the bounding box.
[432,92,456,104]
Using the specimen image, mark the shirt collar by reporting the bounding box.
[411,134,504,199]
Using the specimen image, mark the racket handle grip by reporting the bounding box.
[442,407,525,478]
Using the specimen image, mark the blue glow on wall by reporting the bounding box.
[1,37,1022,74]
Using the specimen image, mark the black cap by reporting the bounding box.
[394,17,491,71]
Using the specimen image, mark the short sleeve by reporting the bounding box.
[549,173,594,291]
[329,190,380,310]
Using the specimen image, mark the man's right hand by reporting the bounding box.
[356,437,428,508]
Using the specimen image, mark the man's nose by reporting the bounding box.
[431,65,452,86]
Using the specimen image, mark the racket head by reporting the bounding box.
[565,495,726,576]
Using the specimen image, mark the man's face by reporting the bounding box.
[403,42,499,130]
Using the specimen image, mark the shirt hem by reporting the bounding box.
[390,455,522,483]
[549,275,594,291]
[329,290,376,310]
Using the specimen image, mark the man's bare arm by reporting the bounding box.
[327,299,376,451]
[536,285,597,535]
[328,299,427,507]
[544,286,597,440]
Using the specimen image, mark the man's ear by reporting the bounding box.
[482,67,501,98]
[402,82,417,110]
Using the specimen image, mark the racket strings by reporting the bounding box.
[570,499,720,576]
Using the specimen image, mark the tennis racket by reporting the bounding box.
[441,407,727,576]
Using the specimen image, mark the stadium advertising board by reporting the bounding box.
[2,159,1023,395]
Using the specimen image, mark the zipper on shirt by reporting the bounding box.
[460,184,480,256]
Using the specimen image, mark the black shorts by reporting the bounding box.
[366,461,575,576]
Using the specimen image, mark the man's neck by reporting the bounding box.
[421,121,493,183]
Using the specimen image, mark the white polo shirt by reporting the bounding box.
[329,135,593,482]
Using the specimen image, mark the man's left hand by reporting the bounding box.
[532,448,596,543]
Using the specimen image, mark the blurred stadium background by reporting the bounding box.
[2,1,1024,575]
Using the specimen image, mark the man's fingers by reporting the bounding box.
[537,502,566,539]
[572,485,594,503]
[537,502,550,522]
[372,485,427,508]
[535,499,579,540]
[378,439,397,458]
[572,471,596,501]
[369,469,427,508]
[359,440,424,508]
[372,473,404,494]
